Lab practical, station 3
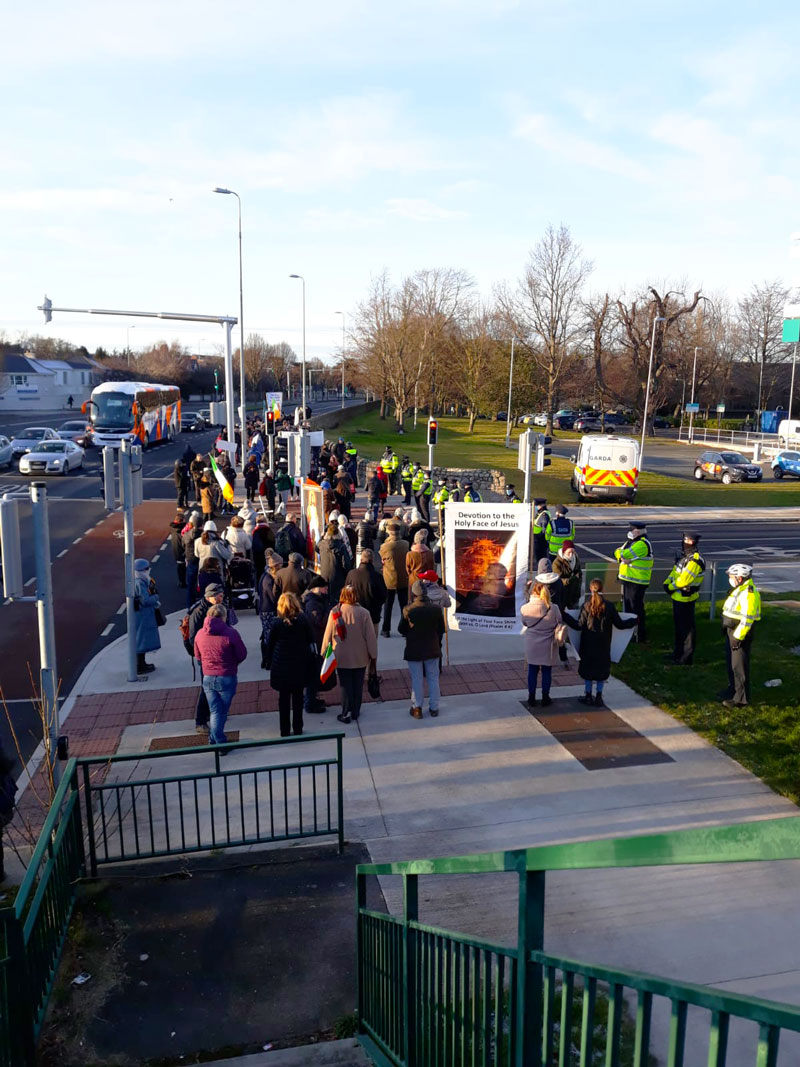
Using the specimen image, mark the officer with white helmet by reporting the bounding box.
[720,563,761,708]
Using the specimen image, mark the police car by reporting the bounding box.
[693,450,763,484]
[771,450,800,479]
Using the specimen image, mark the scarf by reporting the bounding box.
[332,605,347,641]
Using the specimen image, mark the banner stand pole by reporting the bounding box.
[527,502,534,581]
[438,505,451,667]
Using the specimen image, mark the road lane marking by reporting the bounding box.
[151,554,160,563]
[116,603,126,614]
[72,537,82,544]
[576,543,616,562]
[160,542,168,550]
[57,549,68,558]
[101,623,114,637]
[24,576,36,587]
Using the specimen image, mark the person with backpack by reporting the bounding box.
[193,604,248,747]
[0,738,17,883]
[275,514,306,563]
[274,466,293,517]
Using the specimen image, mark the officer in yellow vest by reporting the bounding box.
[411,463,425,512]
[432,479,450,518]
[532,499,550,563]
[504,484,522,504]
[401,456,414,505]
[614,523,653,642]
[386,449,400,494]
[418,469,434,522]
[663,532,705,665]
[720,564,761,708]
[545,505,574,560]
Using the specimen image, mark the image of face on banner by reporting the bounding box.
[443,503,531,634]
[304,482,324,567]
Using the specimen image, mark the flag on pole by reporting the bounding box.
[209,453,234,505]
[320,641,337,684]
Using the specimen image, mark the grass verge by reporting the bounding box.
[612,601,800,803]
[333,411,800,506]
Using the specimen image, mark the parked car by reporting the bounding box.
[0,435,13,469]
[693,450,763,484]
[495,411,508,421]
[532,413,548,426]
[553,414,576,430]
[574,415,604,433]
[771,450,800,480]
[10,427,60,458]
[19,440,85,475]
[181,411,206,432]
[58,420,93,448]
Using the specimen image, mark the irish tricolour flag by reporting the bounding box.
[209,453,234,505]
[320,641,337,684]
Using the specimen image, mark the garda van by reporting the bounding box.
[777,420,800,448]
[571,435,640,502]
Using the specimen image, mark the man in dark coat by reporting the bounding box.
[173,459,190,508]
[398,581,445,719]
[169,510,187,587]
[190,453,206,503]
[345,550,387,634]
[275,553,311,597]
[251,520,276,583]
[275,515,306,562]
[302,576,330,715]
[334,466,353,519]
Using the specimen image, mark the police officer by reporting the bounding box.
[614,523,653,643]
[663,532,706,665]
[449,479,461,503]
[345,441,358,487]
[463,480,482,503]
[386,448,400,494]
[401,456,414,505]
[432,479,450,521]
[411,463,425,511]
[720,564,761,708]
[545,505,574,560]
[418,469,434,522]
[532,499,550,563]
[504,483,522,504]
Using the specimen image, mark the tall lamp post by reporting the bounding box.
[334,311,347,409]
[688,345,700,441]
[640,316,667,472]
[213,186,246,466]
[504,337,516,448]
[289,274,307,421]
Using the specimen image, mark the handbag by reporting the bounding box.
[553,623,568,646]
[367,661,382,700]
[155,606,166,627]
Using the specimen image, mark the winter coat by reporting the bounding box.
[265,614,314,691]
[345,562,387,623]
[257,570,279,619]
[407,520,433,545]
[173,461,189,490]
[317,536,349,602]
[366,474,383,504]
[187,596,236,653]
[356,518,377,552]
[134,575,161,654]
[553,554,583,609]
[379,535,410,590]
[195,534,234,571]
[275,522,305,562]
[193,615,247,676]
[169,521,185,562]
[302,589,330,647]
[224,526,252,555]
[520,596,563,666]
[563,598,636,681]
[182,526,202,562]
[190,458,205,484]
[398,595,445,661]
[321,602,377,669]
[200,484,215,514]
[244,462,260,490]
[405,546,435,584]
[251,524,275,576]
[322,488,337,520]
[238,504,258,537]
[275,562,310,598]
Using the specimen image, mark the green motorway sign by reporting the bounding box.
[783,319,800,343]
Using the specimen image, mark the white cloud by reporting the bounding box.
[513,112,650,182]
[386,198,466,222]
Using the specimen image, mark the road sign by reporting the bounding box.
[716,403,726,413]
[685,403,700,414]
[782,319,800,344]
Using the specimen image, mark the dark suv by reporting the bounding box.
[693,450,763,484]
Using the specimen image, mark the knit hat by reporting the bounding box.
[417,570,438,583]
[203,520,217,533]
[204,583,224,596]
[134,558,150,572]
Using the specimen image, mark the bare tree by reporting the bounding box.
[352,272,416,426]
[736,280,791,417]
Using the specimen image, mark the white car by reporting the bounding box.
[532,413,549,426]
[0,434,13,469]
[19,440,85,475]
[10,427,60,458]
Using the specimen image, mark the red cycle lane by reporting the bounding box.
[0,501,175,702]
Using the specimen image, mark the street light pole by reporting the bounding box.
[790,342,798,421]
[640,316,666,472]
[290,274,306,421]
[337,311,345,409]
[214,186,246,471]
[505,337,516,448]
[688,345,699,441]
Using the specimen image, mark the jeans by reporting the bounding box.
[382,586,408,634]
[527,664,552,699]
[584,679,605,697]
[277,489,290,516]
[408,658,440,711]
[185,561,199,609]
[278,687,304,736]
[338,666,366,720]
[195,661,210,727]
[203,675,238,745]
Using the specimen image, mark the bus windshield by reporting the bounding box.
[93,392,134,428]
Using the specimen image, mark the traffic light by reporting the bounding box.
[535,433,552,472]
[42,295,52,323]
[427,419,438,446]
[265,410,276,436]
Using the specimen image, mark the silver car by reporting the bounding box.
[19,439,85,475]
[58,420,92,448]
[0,434,13,469]
[10,426,59,457]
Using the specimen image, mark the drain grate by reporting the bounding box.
[148,732,240,752]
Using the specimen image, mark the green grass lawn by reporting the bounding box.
[335,411,800,506]
[613,601,800,803]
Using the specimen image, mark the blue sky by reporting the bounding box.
[1,0,799,362]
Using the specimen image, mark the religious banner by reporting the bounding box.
[443,503,531,634]
[265,391,283,418]
[301,480,325,567]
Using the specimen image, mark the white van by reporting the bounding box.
[777,420,800,448]
[571,435,640,502]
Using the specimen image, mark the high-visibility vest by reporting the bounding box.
[412,469,425,491]
[545,516,574,554]
[421,478,433,497]
[402,463,414,481]
[386,454,399,472]
[533,509,550,535]
[614,536,653,585]
[464,489,482,503]
[722,579,761,640]
[433,487,450,507]
[665,552,706,603]
[507,493,522,504]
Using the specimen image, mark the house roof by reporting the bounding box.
[0,351,41,374]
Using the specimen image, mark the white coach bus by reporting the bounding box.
[84,381,181,448]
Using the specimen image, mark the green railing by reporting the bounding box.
[356,816,800,1066]
[79,733,345,874]
[1,760,85,1067]
[1,733,344,1065]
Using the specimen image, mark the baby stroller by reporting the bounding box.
[227,554,257,610]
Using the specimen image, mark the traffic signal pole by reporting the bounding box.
[427,418,438,472]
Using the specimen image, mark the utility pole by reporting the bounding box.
[118,439,141,683]
[505,337,516,448]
